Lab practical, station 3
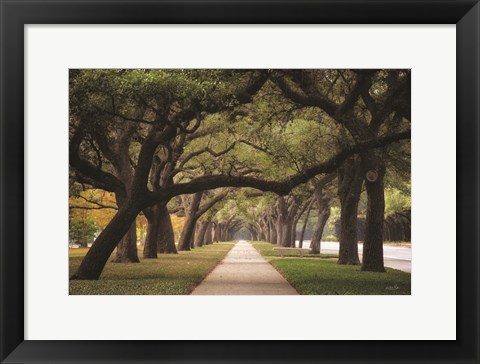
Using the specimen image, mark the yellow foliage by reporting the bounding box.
[70,189,185,242]
[69,189,117,229]
[171,215,185,241]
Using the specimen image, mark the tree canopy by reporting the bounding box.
[69,69,411,280]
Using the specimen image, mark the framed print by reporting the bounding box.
[1,0,479,363]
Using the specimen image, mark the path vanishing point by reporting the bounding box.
[191,240,298,295]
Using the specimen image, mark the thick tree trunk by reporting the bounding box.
[264,218,271,242]
[195,222,209,247]
[178,192,203,251]
[178,215,196,251]
[337,157,363,265]
[190,224,196,249]
[112,222,139,263]
[213,223,220,242]
[221,223,229,241]
[275,220,282,245]
[256,225,264,241]
[204,222,213,245]
[71,203,143,280]
[143,205,159,259]
[157,204,177,254]
[361,163,386,272]
[310,191,332,255]
[111,228,140,263]
[217,223,223,241]
[279,220,293,247]
[269,219,277,244]
[292,198,311,249]
[276,197,289,246]
[290,220,296,248]
[299,201,314,248]
[112,195,139,263]
[143,203,177,258]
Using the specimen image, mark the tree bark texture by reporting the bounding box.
[337,157,363,265]
[310,189,332,255]
[157,204,177,254]
[194,222,209,247]
[178,192,203,251]
[204,222,213,245]
[361,161,387,272]
[111,194,139,263]
[143,203,177,258]
[269,218,277,244]
[299,200,314,248]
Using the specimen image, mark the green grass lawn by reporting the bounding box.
[252,241,338,259]
[69,242,234,295]
[251,242,411,295]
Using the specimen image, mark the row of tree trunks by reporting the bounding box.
[275,196,298,247]
[246,223,258,241]
[181,217,239,249]
[246,158,389,270]
[195,221,215,247]
[252,194,316,248]
[262,217,270,243]
[212,220,240,242]
[298,200,314,248]
[291,198,312,249]
[335,210,411,243]
[204,222,213,245]
[179,190,231,250]
[336,154,388,272]
[307,174,335,254]
[269,218,277,244]
[384,210,411,242]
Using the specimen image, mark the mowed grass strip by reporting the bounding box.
[69,242,235,295]
[251,242,411,295]
[252,241,338,259]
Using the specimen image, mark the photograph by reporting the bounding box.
[69,69,411,295]
[2,0,478,360]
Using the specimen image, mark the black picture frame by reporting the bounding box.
[1,1,478,363]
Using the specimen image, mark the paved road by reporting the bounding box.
[191,241,298,295]
[300,241,411,273]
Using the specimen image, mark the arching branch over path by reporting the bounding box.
[148,130,410,204]
[71,129,409,280]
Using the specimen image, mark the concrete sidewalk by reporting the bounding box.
[191,241,298,295]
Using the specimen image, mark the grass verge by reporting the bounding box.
[252,241,338,259]
[69,242,234,295]
[251,242,411,295]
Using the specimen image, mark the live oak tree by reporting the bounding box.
[309,174,336,254]
[70,69,270,279]
[69,70,247,261]
[69,69,410,280]
[272,69,410,271]
[69,70,144,262]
